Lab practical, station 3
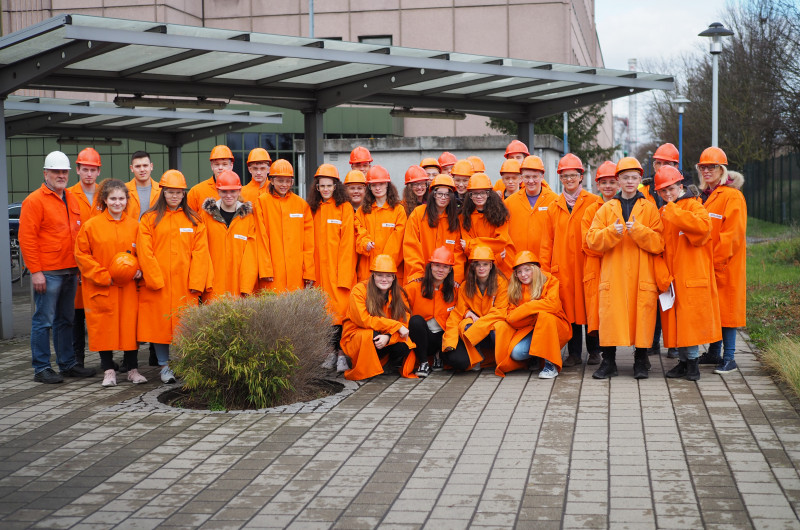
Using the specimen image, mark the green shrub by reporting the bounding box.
[172,289,334,410]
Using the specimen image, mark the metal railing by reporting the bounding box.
[742,152,799,226]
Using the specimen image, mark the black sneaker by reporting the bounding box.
[34,368,63,384]
[416,362,431,378]
[62,365,96,378]
[698,351,720,365]
[432,355,443,371]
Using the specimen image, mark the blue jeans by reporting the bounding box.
[678,345,700,361]
[153,343,170,366]
[510,331,533,361]
[708,327,737,362]
[31,272,78,374]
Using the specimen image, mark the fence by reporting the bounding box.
[742,152,800,226]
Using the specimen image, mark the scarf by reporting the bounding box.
[563,188,581,209]
[702,176,733,199]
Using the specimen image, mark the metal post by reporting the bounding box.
[309,0,315,38]
[562,112,569,155]
[168,145,182,171]
[303,108,324,197]
[516,121,535,152]
[711,52,719,147]
[678,112,684,173]
[0,99,14,338]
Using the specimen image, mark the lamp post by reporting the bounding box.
[671,96,690,173]
[699,22,733,147]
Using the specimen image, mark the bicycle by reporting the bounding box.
[10,237,28,283]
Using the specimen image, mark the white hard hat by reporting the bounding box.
[43,151,71,170]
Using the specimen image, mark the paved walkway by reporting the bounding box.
[1,286,799,529]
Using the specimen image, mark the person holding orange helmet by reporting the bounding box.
[505,155,558,266]
[137,170,211,384]
[74,179,146,388]
[340,254,416,380]
[126,150,160,221]
[460,173,516,277]
[494,251,571,378]
[404,246,459,376]
[199,170,259,300]
[354,165,406,282]
[695,146,747,374]
[442,246,508,371]
[504,139,530,163]
[187,145,234,213]
[308,164,356,374]
[403,174,467,285]
[349,146,373,174]
[451,159,475,209]
[540,153,602,368]
[401,165,429,217]
[586,157,665,380]
[438,152,457,175]
[240,147,272,203]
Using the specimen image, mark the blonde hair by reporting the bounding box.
[697,164,729,191]
[508,263,546,305]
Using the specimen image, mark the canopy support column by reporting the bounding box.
[517,121,535,151]
[168,145,182,172]
[0,99,14,338]
[303,108,325,195]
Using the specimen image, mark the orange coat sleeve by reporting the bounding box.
[586,203,624,254]
[347,284,404,335]
[402,207,425,283]
[581,202,603,258]
[713,192,747,270]
[74,224,112,287]
[627,202,665,255]
[661,200,711,247]
[254,197,274,279]
[442,291,468,350]
[463,280,509,346]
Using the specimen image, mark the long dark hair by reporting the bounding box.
[361,182,401,212]
[307,177,348,213]
[425,187,460,232]
[463,261,499,299]
[143,188,200,227]
[402,184,428,216]
[421,262,455,303]
[366,275,410,321]
[95,178,129,212]
[461,190,509,231]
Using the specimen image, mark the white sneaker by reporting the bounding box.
[160,366,176,384]
[321,352,336,370]
[539,361,558,379]
[336,356,349,373]
[126,369,147,384]
[101,369,117,387]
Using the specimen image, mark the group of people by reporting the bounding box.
[18,139,746,387]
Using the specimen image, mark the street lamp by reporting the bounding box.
[698,22,733,147]
[671,96,690,173]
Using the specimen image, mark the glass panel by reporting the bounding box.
[490,81,571,99]
[71,14,158,32]
[243,132,259,151]
[0,30,68,65]
[67,45,190,72]
[530,85,614,101]
[217,58,326,80]
[146,51,260,76]
[278,133,293,151]
[399,73,485,92]
[261,133,276,151]
[282,63,385,85]
[443,77,530,95]
[358,36,392,46]
[227,133,243,152]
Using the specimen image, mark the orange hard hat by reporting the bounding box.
[595,161,617,181]
[108,251,139,285]
[405,165,428,185]
[653,143,679,163]
[698,146,728,166]
[467,173,493,191]
[269,159,294,178]
[349,146,373,164]
[420,157,441,170]
[521,155,545,172]
[159,169,187,189]
[370,254,397,273]
[429,246,455,266]
[505,139,530,158]
[209,145,233,160]
[315,163,340,180]
[430,174,456,190]
[615,157,643,176]
[366,165,391,184]
[344,170,366,185]
[467,156,485,172]
[469,245,495,262]
[215,170,242,190]
[500,159,521,174]
[654,166,684,190]
[438,152,457,167]
[76,147,101,167]
[451,159,475,178]
[247,148,272,164]
[557,153,585,174]
[513,250,540,268]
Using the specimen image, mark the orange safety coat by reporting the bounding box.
[19,184,82,273]
[404,205,466,284]
[541,189,601,325]
[340,281,417,380]
[461,211,516,278]
[312,199,357,325]
[187,177,219,214]
[239,180,268,204]
[581,200,603,334]
[442,275,508,368]
[136,208,210,344]
[404,280,458,332]
[255,190,315,291]
[68,183,101,310]
[504,186,558,266]
[494,275,572,377]
[703,180,747,328]
[73,211,139,352]
[586,195,665,348]
[125,178,161,220]
[199,199,259,300]
[354,202,406,282]
[659,196,722,347]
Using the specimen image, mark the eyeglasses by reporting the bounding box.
[559,174,581,181]
[697,164,719,172]
[433,191,451,198]
[470,191,489,198]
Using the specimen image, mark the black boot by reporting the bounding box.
[592,350,617,379]
[666,361,688,378]
[685,359,700,381]
[698,350,720,365]
[633,348,649,379]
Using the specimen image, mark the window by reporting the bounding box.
[358,35,392,46]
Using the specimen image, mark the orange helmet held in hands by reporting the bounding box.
[109,252,139,285]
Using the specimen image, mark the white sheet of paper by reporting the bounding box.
[659,283,675,311]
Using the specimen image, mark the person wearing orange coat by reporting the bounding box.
[74,179,148,387]
[460,173,516,278]
[405,246,458,377]
[340,255,416,381]
[126,150,161,221]
[404,174,466,284]
[442,246,509,371]
[586,157,665,380]
[696,147,747,374]
[505,156,558,267]
[653,166,722,381]
[239,148,272,204]
[187,145,233,213]
[309,164,356,374]
[199,170,259,300]
[401,165,429,217]
[254,159,315,292]
[355,166,406,282]
[541,153,602,368]
[494,251,571,378]
[137,170,210,384]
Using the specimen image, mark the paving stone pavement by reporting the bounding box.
[1,329,800,529]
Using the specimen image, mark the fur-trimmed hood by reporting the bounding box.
[726,170,745,190]
[202,197,253,223]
